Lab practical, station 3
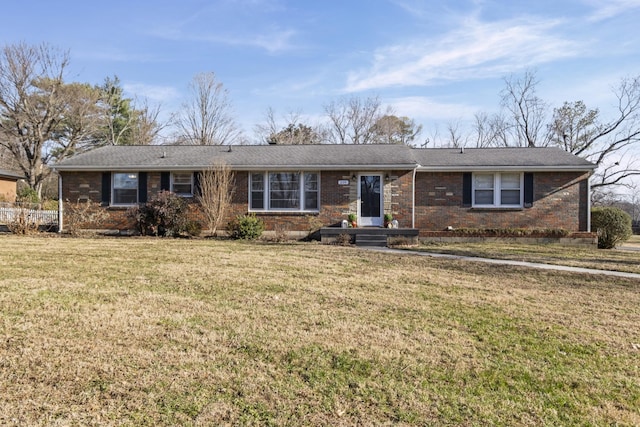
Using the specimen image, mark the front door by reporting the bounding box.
[359,174,382,226]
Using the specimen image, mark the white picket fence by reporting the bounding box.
[0,206,58,225]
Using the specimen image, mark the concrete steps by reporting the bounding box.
[355,233,388,247]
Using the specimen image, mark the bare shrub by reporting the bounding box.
[306,215,323,241]
[334,233,353,246]
[197,160,235,236]
[269,223,290,243]
[64,200,109,235]
[7,208,41,234]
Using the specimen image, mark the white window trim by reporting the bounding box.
[472,172,523,208]
[249,171,320,212]
[171,172,194,197]
[111,172,139,206]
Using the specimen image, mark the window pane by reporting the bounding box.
[501,189,520,205]
[304,173,318,210]
[475,190,494,205]
[474,174,494,189]
[172,173,193,195]
[113,173,138,204]
[269,173,299,209]
[113,173,137,189]
[251,173,264,209]
[501,173,520,189]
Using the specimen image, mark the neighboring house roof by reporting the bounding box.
[0,169,24,180]
[53,144,596,172]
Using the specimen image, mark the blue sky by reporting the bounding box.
[3,0,640,146]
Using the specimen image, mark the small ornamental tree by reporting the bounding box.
[591,206,632,249]
[196,160,235,236]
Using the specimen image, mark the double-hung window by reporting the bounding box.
[250,172,319,211]
[473,173,522,207]
[112,172,138,205]
[171,172,193,197]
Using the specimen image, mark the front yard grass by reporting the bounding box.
[412,236,640,274]
[0,236,639,426]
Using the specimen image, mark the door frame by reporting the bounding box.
[357,173,383,227]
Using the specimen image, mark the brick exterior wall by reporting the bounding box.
[414,171,590,233]
[60,169,590,234]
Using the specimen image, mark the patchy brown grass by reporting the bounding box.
[0,236,639,426]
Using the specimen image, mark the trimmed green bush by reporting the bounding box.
[591,206,632,249]
[227,213,264,240]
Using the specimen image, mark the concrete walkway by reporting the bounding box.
[369,247,640,280]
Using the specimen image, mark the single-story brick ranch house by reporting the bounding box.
[53,144,596,241]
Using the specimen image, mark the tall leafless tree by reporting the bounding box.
[324,95,390,144]
[130,98,165,145]
[254,107,324,145]
[175,72,242,145]
[545,78,640,192]
[501,70,549,147]
[0,42,102,198]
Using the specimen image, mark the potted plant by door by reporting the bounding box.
[348,213,357,228]
[384,213,393,228]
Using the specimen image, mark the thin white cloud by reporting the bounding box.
[123,83,181,103]
[584,0,640,22]
[154,26,298,54]
[345,16,581,92]
[387,96,478,121]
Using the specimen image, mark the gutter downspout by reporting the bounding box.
[58,174,63,233]
[587,176,591,232]
[412,165,417,229]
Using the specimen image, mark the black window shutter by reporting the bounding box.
[193,172,201,197]
[462,172,472,207]
[101,172,111,206]
[138,172,147,203]
[160,172,170,191]
[524,172,534,208]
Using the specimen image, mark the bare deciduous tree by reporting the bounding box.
[324,95,390,144]
[547,78,640,192]
[175,72,242,145]
[131,98,165,145]
[254,108,324,145]
[501,70,549,147]
[196,160,235,236]
[472,112,511,147]
[444,120,468,148]
[0,42,102,198]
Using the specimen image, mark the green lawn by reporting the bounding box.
[0,236,639,426]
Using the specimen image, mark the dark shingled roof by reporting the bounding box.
[0,169,24,180]
[53,144,595,172]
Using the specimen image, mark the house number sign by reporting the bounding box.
[338,179,350,186]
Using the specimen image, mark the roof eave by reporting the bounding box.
[417,165,596,172]
[54,163,419,172]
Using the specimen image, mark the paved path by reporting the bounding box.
[369,247,640,280]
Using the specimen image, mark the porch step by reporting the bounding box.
[355,233,388,247]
